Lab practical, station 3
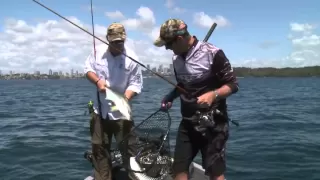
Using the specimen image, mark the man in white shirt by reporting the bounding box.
[84,22,143,180]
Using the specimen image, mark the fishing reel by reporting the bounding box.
[193,110,216,137]
[83,150,123,167]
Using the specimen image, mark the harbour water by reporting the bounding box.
[0,77,319,180]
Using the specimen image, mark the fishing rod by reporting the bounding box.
[89,0,105,121]
[204,23,217,42]
[31,0,218,96]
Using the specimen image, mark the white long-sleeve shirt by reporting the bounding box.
[84,43,143,120]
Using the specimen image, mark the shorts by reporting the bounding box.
[89,113,135,180]
[90,113,133,148]
[172,119,229,177]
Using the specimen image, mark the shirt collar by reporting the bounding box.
[181,36,199,59]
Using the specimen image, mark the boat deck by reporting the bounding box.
[85,162,209,180]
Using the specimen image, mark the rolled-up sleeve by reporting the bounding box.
[213,50,239,93]
[84,50,96,74]
[126,63,143,94]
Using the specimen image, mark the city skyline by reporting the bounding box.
[0,63,174,76]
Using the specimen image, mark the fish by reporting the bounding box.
[129,155,173,180]
[104,81,132,121]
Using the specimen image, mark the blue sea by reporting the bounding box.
[0,77,319,180]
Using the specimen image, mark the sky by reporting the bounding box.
[0,0,319,74]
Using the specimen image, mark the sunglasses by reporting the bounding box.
[110,40,124,45]
[164,37,177,48]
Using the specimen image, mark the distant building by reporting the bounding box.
[158,64,163,73]
[71,69,74,77]
[151,67,156,72]
[169,64,174,74]
[34,71,40,76]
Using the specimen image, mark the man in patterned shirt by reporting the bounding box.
[154,19,239,180]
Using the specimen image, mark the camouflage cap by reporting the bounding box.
[153,19,188,47]
[106,23,126,42]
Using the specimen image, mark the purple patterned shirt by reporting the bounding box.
[172,37,239,118]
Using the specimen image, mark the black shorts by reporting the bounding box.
[172,119,229,177]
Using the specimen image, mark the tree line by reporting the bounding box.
[233,66,320,77]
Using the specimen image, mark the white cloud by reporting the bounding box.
[283,24,320,67]
[238,23,320,68]
[149,26,161,41]
[111,6,160,41]
[290,23,315,33]
[0,12,172,74]
[105,10,125,20]
[120,7,155,32]
[193,12,230,28]
[1,5,319,74]
[165,0,186,14]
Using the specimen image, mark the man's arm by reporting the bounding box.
[124,63,143,100]
[213,50,239,99]
[164,83,182,101]
[84,51,100,85]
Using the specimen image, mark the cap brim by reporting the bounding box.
[153,37,166,47]
[107,36,125,42]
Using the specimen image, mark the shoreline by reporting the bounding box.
[0,76,319,81]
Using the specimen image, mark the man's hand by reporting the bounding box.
[161,100,172,110]
[124,90,136,101]
[160,96,173,111]
[96,79,107,92]
[86,72,108,92]
[197,91,217,106]
[160,87,180,111]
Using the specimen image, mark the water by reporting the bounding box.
[0,77,319,180]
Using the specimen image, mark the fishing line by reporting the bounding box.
[31,0,217,96]
[90,0,96,60]
[32,0,239,126]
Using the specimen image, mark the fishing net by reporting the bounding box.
[109,108,173,179]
